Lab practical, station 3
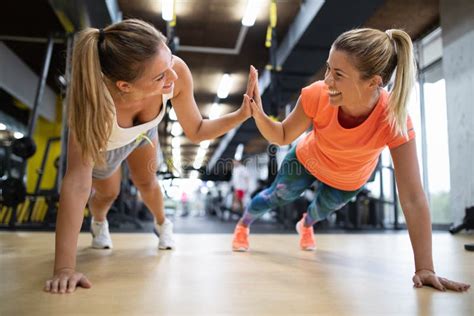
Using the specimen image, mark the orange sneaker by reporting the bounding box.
[296,213,316,251]
[232,224,250,252]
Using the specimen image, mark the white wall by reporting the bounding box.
[440,0,474,224]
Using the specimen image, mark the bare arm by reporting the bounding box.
[45,131,93,293]
[391,139,470,291]
[252,96,311,146]
[171,58,255,143]
[55,131,94,272]
[248,68,311,145]
[391,139,433,271]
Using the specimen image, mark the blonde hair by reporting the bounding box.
[68,19,167,166]
[333,28,416,136]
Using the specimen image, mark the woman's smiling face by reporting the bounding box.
[324,48,375,108]
[116,43,178,98]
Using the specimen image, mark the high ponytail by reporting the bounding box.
[385,29,416,136]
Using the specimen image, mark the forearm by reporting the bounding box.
[402,197,434,271]
[54,176,91,273]
[194,109,246,142]
[253,113,285,145]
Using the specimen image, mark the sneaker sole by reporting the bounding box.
[232,246,248,252]
[154,227,175,250]
[158,245,174,250]
[91,243,113,249]
[91,232,113,249]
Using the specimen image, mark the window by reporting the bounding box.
[423,66,451,223]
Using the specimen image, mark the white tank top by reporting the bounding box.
[104,88,172,151]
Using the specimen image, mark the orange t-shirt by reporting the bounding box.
[295,81,415,191]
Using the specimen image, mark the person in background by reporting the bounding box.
[231,159,250,214]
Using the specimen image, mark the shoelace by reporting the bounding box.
[93,224,107,237]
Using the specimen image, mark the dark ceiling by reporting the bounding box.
[0,0,439,180]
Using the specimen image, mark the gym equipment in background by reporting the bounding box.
[0,35,54,212]
[449,206,474,251]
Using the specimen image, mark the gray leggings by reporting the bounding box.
[92,127,157,179]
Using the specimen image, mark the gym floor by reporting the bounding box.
[1,216,473,315]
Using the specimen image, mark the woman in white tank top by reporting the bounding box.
[44,19,258,294]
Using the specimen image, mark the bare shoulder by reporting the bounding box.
[173,55,191,77]
[172,55,193,98]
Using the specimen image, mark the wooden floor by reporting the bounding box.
[1,231,473,315]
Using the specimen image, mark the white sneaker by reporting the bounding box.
[154,218,175,250]
[90,218,113,249]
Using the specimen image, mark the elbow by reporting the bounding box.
[276,127,290,146]
[187,120,204,144]
[400,195,429,214]
[187,134,202,144]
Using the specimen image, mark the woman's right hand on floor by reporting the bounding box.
[44,268,92,294]
[412,269,470,292]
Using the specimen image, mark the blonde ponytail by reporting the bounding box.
[385,29,416,136]
[68,29,113,167]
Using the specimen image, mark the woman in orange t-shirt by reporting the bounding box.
[232,28,470,292]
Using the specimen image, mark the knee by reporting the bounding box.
[318,191,345,211]
[92,187,120,203]
[251,184,293,209]
[273,184,295,202]
[133,178,159,194]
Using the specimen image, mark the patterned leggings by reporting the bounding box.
[241,146,363,226]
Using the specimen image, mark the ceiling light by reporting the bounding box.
[172,147,181,157]
[190,170,199,179]
[206,181,215,188]
[0,123,6,130]
[196,147,207,159]
[172,157,181,169]
[242,0,261,26]
[58,75,67,87]
[171,122,183,136]
[172,137,181,148]
[234,143,244,161]
[169,108,177,120]
[193,161,202,169]
[209,103,221,119]
[13,132,24,139]
[162,0,174,21]
[200,140,210,149]
[194,155,204,164]
[217,74,232,99]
